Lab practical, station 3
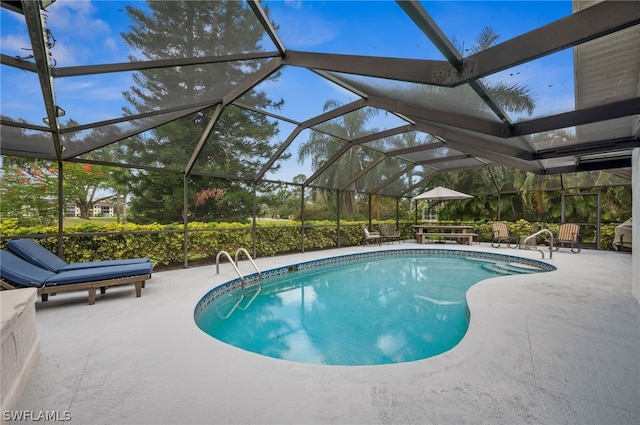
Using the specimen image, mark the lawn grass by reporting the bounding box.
[63,217,122,227]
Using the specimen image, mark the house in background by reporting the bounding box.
[65,201,115,218]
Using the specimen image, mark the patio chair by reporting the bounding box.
[379,223,401,244]
[5,238,151,272]
[491,222,518,248]
[553,223,581,253]
[0,250,153,305]
[361,224,381,246]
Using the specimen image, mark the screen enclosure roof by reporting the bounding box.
[1,0,638,198]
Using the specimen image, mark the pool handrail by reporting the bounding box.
[523,229,554,259]
[234,248,262,311]
[215,249,263,317]
[235,248,262,284]
[216,250,244,287]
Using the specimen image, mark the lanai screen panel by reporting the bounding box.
[0,126,55,159]
[330,72,502,122]
[427,157,486,172]
[0,64,47,128]
[311,143,387,192]
[0,0,637,197]
[490,50,576,122]
[521,173,564,192]
[75,107,220,171]
[42,1,277,67]
[486,164,527,194]
[453,168,499,196]
[68,106,210,162]
[311,106,409,141]
[361,130,438,154]
[367,156,415,196]
[524,21,639,152]
[562,171,632,189]
[327,72,542,164]
[234,66,359,124]
[423,168,492,196]
[344,154,412,195]
[253,127,315,183]
[263,0,444,59]
[426,0,574,121]
[425,1,572,45]
[187,105,282,178]
[53,61,250,127]
[407,170,446,198]
[252,119,298,181]
[396,146,464,164]
[0,0,38,131]
[407,164,441,190]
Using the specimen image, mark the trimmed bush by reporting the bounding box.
[0,218,623,269]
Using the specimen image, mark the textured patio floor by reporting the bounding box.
[11,242,640,424]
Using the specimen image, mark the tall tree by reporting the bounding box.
[298,100,380,216]
[422,27,537,220]
[0,157,114,222]
[63,162,112,219]
[468,26,534,115]
[120,1,285,224]
[0,157,58,226]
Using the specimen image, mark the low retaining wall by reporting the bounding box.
[1,288,40,416]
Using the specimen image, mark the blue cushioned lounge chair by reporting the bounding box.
[0,250,152,305]
[5,238,150,272]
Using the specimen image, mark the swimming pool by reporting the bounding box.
[195,249,554,366]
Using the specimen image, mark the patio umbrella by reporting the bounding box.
[412,186,473,223]
[411,186,473,202]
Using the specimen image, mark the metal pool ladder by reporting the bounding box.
[215,248,263,318]
[522,229,554,259]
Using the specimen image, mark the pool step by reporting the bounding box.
[482,262,543,275]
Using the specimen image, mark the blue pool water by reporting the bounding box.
[195,250,553,366]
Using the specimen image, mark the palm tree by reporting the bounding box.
[299,27,538,218]
[469,26,535,115]
[297,100,380,215]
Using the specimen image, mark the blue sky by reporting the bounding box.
[1,0,574,182]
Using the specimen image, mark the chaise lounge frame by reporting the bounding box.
[1,274,150,305]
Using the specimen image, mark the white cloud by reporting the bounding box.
[278,17,339,48]
[45,0,103,33]
[283,0,303,10]
[43,0,123,66]
[102,37,118,53]
[268,3,340,49]
[0,34,32,57]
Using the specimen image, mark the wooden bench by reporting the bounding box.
[416,232,478,246]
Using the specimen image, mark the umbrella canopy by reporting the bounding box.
[412,186,473,202]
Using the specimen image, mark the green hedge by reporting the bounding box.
[0,218,623,267]
[0,219,384,265]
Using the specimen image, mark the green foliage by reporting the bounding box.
[62,162,110,219]
[258,183,302,219]
[0,157,58,226]
[119,1,286,225]
[600,224,619,251]
[0,216,629,270]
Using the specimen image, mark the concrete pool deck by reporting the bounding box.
[10,242,640,424]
